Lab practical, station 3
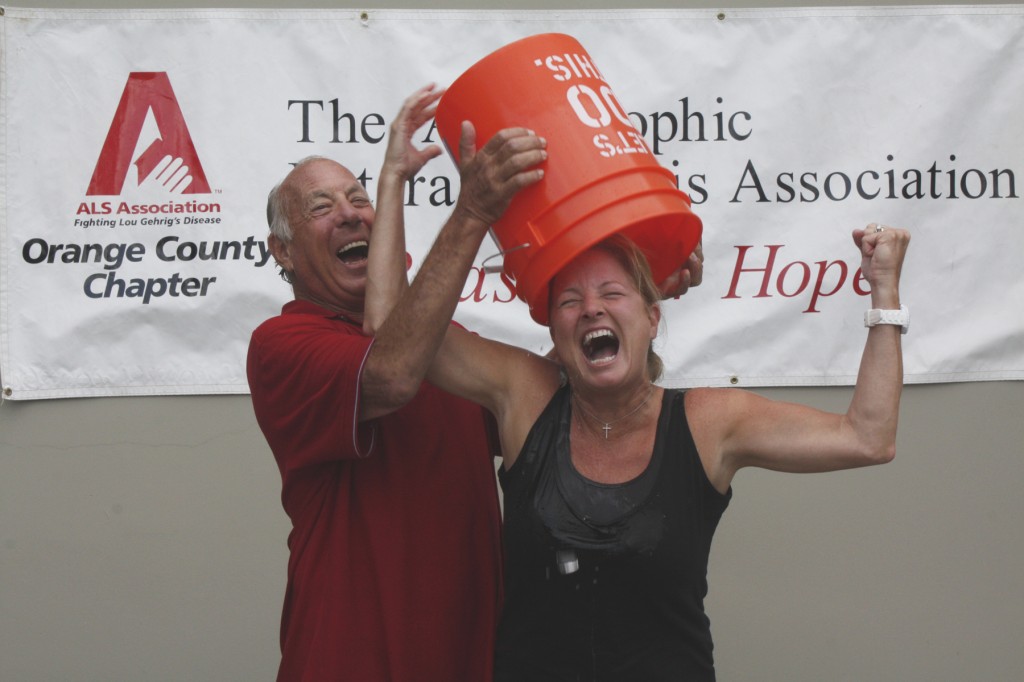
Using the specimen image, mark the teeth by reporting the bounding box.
[584,329,615,344]
[337,240,368,256]
[582,329,618,365]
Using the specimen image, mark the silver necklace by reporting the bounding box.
[572,385,655,440]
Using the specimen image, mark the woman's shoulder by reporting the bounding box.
[498,356,564,469]
[682,386,761,446]
[680,387,753,495]
[508,354,563,421]
[684,385,756,411]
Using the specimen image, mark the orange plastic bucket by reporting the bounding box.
[435,33,702,325]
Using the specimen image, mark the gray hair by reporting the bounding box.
[266,156,330,282]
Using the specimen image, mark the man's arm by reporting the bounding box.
[658,240,704,298]
[360,102,546,421]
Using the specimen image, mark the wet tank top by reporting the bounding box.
[496,386,731,682]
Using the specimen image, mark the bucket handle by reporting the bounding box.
[481,241,531,274]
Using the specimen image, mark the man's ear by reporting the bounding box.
[268,234,292,272]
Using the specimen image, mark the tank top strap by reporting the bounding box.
[498,383,570,490]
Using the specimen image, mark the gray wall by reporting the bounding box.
[3,1,1023,680]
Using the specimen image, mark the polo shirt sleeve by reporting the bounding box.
[247,313,377,474]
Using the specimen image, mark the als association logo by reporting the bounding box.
[87,72,211,196]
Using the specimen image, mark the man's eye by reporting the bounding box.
[351,196,371,207]
[558,298,580,308]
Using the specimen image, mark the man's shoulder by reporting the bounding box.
[248,303,367,370]
[253,300,361,337]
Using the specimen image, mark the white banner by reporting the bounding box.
[1,6,1022,400]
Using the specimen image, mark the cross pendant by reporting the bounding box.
[602,423,611,439]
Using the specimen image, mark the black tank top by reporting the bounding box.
[496,386,731,682]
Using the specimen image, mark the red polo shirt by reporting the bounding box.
[248,300,503,681]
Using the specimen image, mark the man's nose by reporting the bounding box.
[334,199,364,227]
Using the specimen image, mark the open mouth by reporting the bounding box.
[582,329,619,365]
[337,240,369,266]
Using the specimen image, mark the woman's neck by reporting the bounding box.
[570,381,658,441]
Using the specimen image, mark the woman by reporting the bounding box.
[443,228,907,681]
[376,86,909,681]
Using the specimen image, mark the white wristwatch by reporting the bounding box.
[864,304,910,334]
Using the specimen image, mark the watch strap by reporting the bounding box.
[864,304,909,334]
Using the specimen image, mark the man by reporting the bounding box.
[248,86,702,681]
[248,85,550,681]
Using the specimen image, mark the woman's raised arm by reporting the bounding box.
[688,224,910,494]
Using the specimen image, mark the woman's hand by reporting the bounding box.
[853,223,911,308]
[381,83,445,182]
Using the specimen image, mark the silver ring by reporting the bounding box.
[875,225,885,233]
